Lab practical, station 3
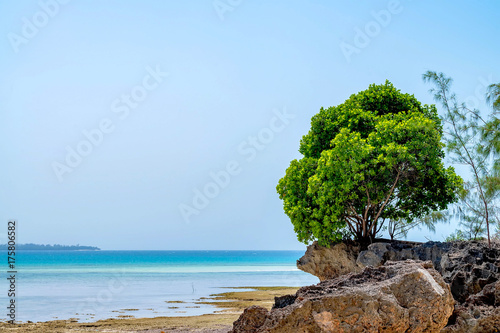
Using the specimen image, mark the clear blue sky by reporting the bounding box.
[0,1,499,250]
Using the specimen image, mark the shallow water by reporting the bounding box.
[0,250,318,322]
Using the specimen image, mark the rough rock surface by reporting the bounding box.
[298,240,500,332]
[231,306,269,333]
[296,241,362,281]
[356,242,391,267]
[302,240,500,302]
[440,282,500,332]
[231,260,454,333]
[439,242,500,333]
[439,241,500,303]
[356,241,452,271]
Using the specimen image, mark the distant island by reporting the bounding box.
[0,243,100,251]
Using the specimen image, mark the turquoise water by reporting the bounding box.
[0,251,318,323]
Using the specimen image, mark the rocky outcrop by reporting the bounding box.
[301,240,500,302]
[439,241,500,303]
[296,241,362,281]
[231,260,454,333]
[441,281,500,332]
[298,240,500,332]
[297,240,451,282]
[441,274,500,333]
[438,242,500,332]
[356,241,451,270]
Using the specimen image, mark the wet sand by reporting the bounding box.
[0,287,299,333]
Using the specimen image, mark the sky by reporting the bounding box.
[0,0,499,250]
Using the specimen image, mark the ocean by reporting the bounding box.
[0,250,318,323]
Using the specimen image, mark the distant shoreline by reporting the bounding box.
[0,243,100,251]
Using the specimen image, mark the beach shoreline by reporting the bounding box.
[0,286,299,332]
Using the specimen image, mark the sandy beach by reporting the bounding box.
[0,287,299,333]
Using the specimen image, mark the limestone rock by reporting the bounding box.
[231,306,268,333]
[302,240,500,304]
[297,241,362,281]
[231,260,454,333]
[296,240,500,332]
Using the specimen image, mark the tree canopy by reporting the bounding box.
[277,81,462,246]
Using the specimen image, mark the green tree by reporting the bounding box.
[423,71,500,246]
[277,82,462,246]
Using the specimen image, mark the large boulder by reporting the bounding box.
[231,260,454,333]
[296,241,362,281]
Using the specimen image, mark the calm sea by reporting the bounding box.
[0,250,318,323]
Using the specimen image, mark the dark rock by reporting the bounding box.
[442,281,500,332]
[450,271,468,303]
[272,295,296,309]
[441,305,500,333]
[357,242,391,267]
[439,241,500,303]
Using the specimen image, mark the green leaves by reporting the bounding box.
[298,81,438,159]
[277,81,462,245]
